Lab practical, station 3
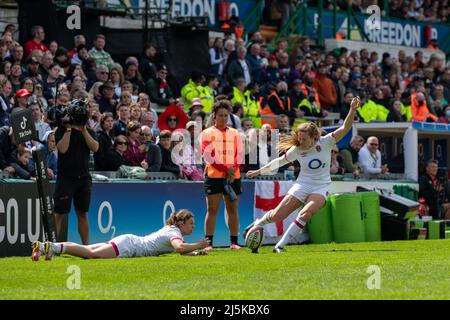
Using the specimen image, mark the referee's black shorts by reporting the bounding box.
[53,175,93,214]
[203,176,242,196]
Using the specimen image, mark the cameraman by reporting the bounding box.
[419,160,450,219]
[53,99,98,245]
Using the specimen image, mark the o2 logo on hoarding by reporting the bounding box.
[98,201,115,239]
[163,201,175,226]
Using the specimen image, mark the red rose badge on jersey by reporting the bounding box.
[316,145,321,152]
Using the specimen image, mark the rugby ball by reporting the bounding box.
[245,226,264,251]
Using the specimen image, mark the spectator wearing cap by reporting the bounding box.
[14,88,31,110]
[262,54,281,84]
[139,43,158,82]
[188,98,204,117]
[144,64,176,109]
[88,34,114,68]
[227,46,252,86]
[410,91,437,122]
[30,98,50,141]
[24,26,48,58]
[69,35,86,57]
[181,71,206,111]
[313,61,337,111]
[139,125,161,172]
[348,72,364,98]
[23,56,41,80]
[98,81,118,116]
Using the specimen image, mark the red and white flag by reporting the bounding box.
[254,181,307,244]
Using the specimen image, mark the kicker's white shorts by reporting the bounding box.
[287,182,330,204]
[108,234,143,258]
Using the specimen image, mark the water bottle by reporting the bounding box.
[224,181,237,202]
[89,151,95,172]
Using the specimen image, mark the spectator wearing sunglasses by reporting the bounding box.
[358,136,389,175]
[157,104,189,132]
[103,135,132,171]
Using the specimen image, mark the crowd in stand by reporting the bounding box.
[0,20,449,181]
[265,0,449,26]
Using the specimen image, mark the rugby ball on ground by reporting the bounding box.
[245,226,264,251]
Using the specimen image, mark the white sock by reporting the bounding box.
[254,210,274,227]
[51,242,66,254]
[275,217,306,249]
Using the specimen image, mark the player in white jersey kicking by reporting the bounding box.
[244,96,360,253]
[31,209,210,260]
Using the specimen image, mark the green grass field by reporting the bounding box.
[1,240,449,300]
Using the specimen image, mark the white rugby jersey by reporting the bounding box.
[139,225,184,256]
[285,132,336,185]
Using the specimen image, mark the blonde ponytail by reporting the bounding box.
[277,122,320,153]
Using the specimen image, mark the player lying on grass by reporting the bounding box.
[31,209,210,260]
[244,96,360,253]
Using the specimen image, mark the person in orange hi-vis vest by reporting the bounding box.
[411,91,438,122]
[201,100,244,250]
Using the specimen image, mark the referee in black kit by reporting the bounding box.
[53,99,99,244]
